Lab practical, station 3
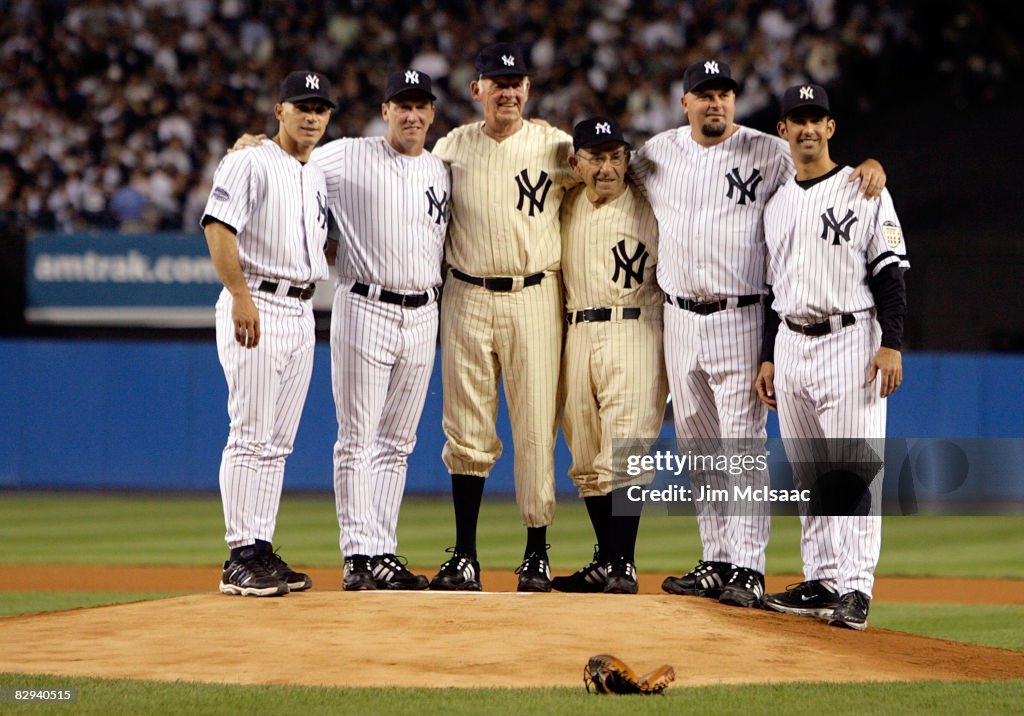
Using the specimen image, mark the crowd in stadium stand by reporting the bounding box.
[1,0,917,235]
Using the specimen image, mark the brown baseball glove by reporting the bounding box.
[583,654,675,695]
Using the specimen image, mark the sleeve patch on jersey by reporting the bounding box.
[212,186,231,202]
[882,221,903,248]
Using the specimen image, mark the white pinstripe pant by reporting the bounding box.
[775,316,885,598]
[216,289,315,548]
[665,303,770,573]
[332,282,438,557]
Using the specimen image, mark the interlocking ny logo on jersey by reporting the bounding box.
[317,191,328,229]
[515,169,553,216]
[820,207,859,245]
[611,240,650,289]
[305,74,319,90]
[425,186,449,225]
[725,167,763,205]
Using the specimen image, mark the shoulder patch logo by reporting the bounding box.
[882,221,903,249]
[212,186,230,202]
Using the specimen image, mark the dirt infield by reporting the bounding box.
[2,590,1023,688]
[2,566,1022,688]
[7,566,1024,605]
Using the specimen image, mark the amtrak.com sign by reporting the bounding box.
[26,232,222,326]
[27,232,334,327]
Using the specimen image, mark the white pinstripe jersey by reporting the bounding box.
[560,181,661,311]
[433,121,573,276]
[203,140,330,284]
[313,137,450,292]
[764,165,910,322]
[632,125,793,298]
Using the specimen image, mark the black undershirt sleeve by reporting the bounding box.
[869,263,907,350]
[760,287,781,364]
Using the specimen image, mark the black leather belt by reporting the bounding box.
[786,313,856,336]
[351,281,433,308]
[257,280,315,300]
[451,268,544,292]
[664,293,761,315]
[567,307,642,325]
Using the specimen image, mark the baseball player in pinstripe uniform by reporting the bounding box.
[316,70,448,591]
[428,43,574,592]
[756,84,908,630]
[551,117,667,595]
[631,60,886,608]
[203,71,333,597]
[231,71,449,591]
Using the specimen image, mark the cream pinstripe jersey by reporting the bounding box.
[560,182,661,312]
[764,165,909,323]
[313,137,449,292]
[632,125,792,298]
[433,121,573,276]
[203,140,330,284]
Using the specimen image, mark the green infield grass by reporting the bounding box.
[1,494,1022,578]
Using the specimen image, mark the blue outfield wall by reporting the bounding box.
[1,338,1022,493]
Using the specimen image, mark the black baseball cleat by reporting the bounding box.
[719,566,765,608]
[551,547,606,593]
[262,548,312,592]
[219,547,289,597]
[372,554,429,590]
[429,548,482,591]
[343,554,378,591]
[604,558,639,595]
[661,560,731,598]
[829,590,871,630]
[515,551,552,592]
[763,580,840,618]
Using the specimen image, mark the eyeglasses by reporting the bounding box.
[577,150,628,167]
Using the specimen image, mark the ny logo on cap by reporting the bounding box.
[405,70,420,84]
[800,86,814,99]
[704,61,719,74]
[502,54,515,67]
[595,122,611,135]
[305,74,320,90]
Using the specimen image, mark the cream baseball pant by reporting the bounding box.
[440,271,562,527]
[216,288,315,549]
[562,313,668,497]
[332,281,438,557]
[664,302,770,574]
[775,315,885,598]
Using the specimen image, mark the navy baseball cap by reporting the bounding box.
[683,59,739,94]
[280,70,335,108]
[781,83,831,118]
[573,116,631,152]
[475,42,529,78]
[384,69,437,102]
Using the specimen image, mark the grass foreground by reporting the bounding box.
[0,674,1022,716]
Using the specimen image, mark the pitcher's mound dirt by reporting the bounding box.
[1,592,1022,688]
